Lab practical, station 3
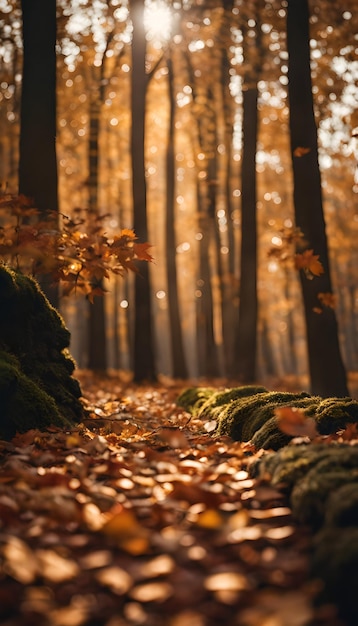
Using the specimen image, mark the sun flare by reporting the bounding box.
[144,0,173,42]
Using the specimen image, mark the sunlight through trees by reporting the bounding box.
[0,0,357,392]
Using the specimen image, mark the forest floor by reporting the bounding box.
[1,371,357,626]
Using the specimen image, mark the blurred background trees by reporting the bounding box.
[0,0,357,394]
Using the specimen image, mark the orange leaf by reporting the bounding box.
[275,406,318,439]
[318,291,336,308]
[119,228,137,240]
[101,505,149,555]
[87,286,107,303]
[293,146,311,157]
[133,242,154,262]
[295,249,324,277]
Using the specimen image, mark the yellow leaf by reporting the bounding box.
[101,505,150,554]
[196,508,223,529]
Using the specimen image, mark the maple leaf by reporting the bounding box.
[119,228,137,240]
[318,291,336,308]
[293,146,311,157]
[133,242,154,262]
[294,249,324,278]
[87,286,107,303]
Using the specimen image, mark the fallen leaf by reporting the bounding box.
[275,406,318,439]
[95,566,133,594]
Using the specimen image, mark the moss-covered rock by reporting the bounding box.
[291,470,357,529]
[176,387,216,416]
[325,483,358,528]
[311,527,358,625]
[177,385,358,450]
[0,351,72,440]
[197,385,268,422]
[257,443,358,488]
[315,397,358,434]
[0,264,83,439]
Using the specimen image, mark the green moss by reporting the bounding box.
[0,351,71,440]
[256,443,358,485]
[315,397,358,434]
[250,416,292,451]
[311,527,358,624]
[291,470,356,529]
[325,483,358,528]
[178,385,358,453]
[216,390,312,442]
[249,435,358,623]
[0,265,83,439]
[177,387,216,415]
[196,385,268,421]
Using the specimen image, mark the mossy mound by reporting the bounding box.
[177,386,358,450]
[176,387,216,416]
[311,527,358,625]
[255,442,358,624]
[315,397,358,434]
[0,265,83,439]
[197,385,268,422]
[218,390,315,446]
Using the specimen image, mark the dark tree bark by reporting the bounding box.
[86,97,107,371]
[233,86,259,382]
[287,0,348,397]
[196,201,219,378]
[130,0,157,382]
[19,0,58,306]
[165,54,188,378]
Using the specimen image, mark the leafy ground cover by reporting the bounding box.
[0,372,354,626]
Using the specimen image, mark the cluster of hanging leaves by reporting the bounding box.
[267,223,336,314]
[267,224,324,279]
[0,374,346,626]
[0,194,153,301]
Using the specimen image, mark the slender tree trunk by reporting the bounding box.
[165,55,188,378]
[287,0,348,396]
[87,97,107,371]
[19,0,58,306]
[196,208,219,378]
[232,87,258,381]
[130,0,156,382]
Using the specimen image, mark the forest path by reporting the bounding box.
[0,373,345,626]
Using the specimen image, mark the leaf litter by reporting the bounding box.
[0,372,346,626]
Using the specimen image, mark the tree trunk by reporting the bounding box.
[287,0,348,397]
[19,0,58,307]
[232,87,258,382]
[87,97,107,371]
[165,55,188,378]
[196,210,219,378]
[130,0,156,382]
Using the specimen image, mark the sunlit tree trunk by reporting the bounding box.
[87,96,107,371]
[165,54,188,378]
[230,12,263,382]
[183,44,220,377]
[19,0,58,307]
[196,199,219,378]
[130,0,157,381]
[287,0,348,397]
[232,86,258,382]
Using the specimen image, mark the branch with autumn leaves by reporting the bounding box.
[267,223,336,314]
[0,194,153,302]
